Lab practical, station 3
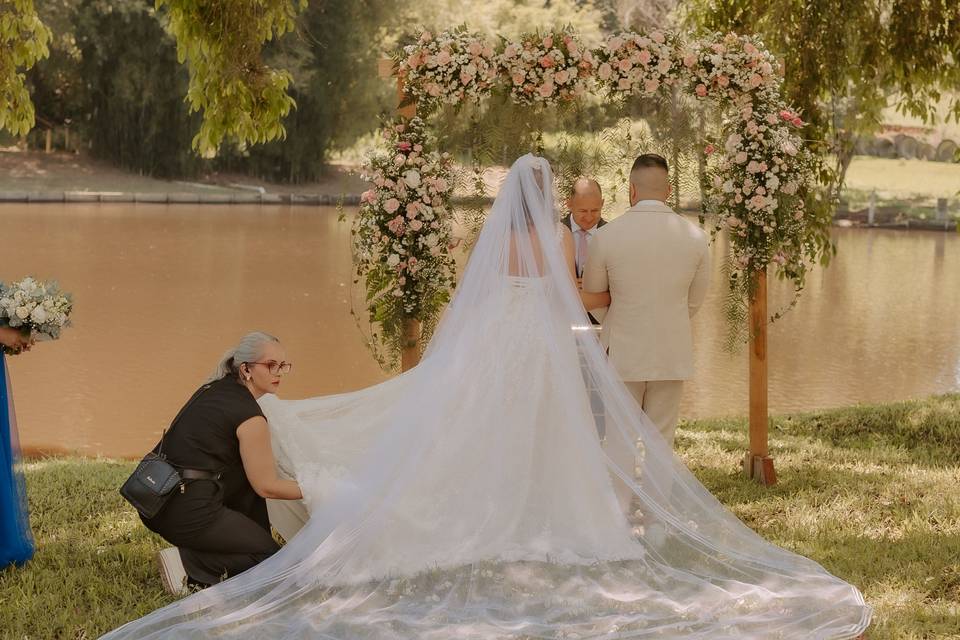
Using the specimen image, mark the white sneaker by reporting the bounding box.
[157,547,189,596]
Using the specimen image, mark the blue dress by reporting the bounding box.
[0,353,34,568]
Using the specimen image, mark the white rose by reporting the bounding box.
[30,306,48,323]
[15,306,31,320]
[386,254,401,267]
[424,233,439,248]
[403,170,421,188]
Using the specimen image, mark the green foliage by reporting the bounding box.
[3,394,958,637]
[155,0,307,157]
[0,0,51,135]
[682,0,960,197]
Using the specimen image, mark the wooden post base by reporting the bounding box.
[742,453,777,486]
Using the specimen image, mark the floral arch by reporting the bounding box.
[352,26,832,484]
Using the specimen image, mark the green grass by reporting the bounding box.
[2,395,959,639]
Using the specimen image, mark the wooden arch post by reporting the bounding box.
[744,268,776,485]
[377,59,421,372]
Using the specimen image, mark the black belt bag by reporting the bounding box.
[120,384,220,519]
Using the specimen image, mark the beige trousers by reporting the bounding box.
[603,380,684,514]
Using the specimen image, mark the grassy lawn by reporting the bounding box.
[1,395,958,638]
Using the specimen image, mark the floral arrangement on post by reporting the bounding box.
[397,27,498,110]
[499,27,596,106]
[352,117,458,368]
[0,277,73,355]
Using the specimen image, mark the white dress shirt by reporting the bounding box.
[568,218,600,277]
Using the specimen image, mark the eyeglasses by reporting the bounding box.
[246,361,293,375]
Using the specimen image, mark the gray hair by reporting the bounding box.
[208,331,280,383]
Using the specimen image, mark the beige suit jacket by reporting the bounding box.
[582,201,710,381]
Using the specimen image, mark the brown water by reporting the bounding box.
[2,204,958,458]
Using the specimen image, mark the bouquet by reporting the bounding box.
[0,277,73,355]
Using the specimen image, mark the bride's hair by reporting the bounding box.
[208,331,279,382]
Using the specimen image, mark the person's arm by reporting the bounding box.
[581,233,610,318]
[561,226,610,311]
[688,239,711,317]
[237,416,303,500]
[0,327,32,352]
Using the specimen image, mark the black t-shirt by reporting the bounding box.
[153,376,264,504]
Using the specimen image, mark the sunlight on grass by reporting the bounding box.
[1,395,957,638]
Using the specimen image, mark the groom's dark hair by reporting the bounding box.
[631,153,669,173]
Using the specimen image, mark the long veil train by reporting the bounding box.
[102,155,870,639]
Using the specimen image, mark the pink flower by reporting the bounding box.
[711,43,726,54]
[735,151,748,164]
[618,78,631,91]
[598,63,612,80]
[540,55,555,68]
[512,72,525,85]
[460,71,473,85]
[542,36,554,48]
[638,50,652,65]
[434,177,448,191]
[384,199,401,215]
[554,69,569,84]
[437,50,452,65]
[766,114,778,125]
[608,36,624,51]
[791,116,804,127]
[695,83,708,97]
[426,83,442,97]
[405,202,420,218]
[705,143,716,155]
[617,58,633,72]
[419,31,432,43]
[750,194,767,209]
[413,144,423,152]
[405,52,422,69]
[483,44,494,58]
[360,189,376,204]
[538,81,555,97]
[683,53,697,68]
[408,219,424,231]
[568,41,579,56]
[644,78,660,93]
[386,215,405,235]
[651,31,666,44]
[468,41,483,56]
[749,73,763,88]
[716,75,730,87]
[726,216,741,228]
[397,141,412,151]
[394,154,405,167]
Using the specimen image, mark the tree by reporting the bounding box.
[683,0,960,199]
[0,0,51,136]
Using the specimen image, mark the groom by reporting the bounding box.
[582,153,710,511]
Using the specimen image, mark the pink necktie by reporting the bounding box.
[576,228,588,276]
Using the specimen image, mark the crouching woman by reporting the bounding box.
[141,331,302,594]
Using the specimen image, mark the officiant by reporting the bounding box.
[562,177,607,326]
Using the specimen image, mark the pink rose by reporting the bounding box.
[503,44,518,59]
[683,53,697,68]
[405,202,420,218]
[483,44,494,58]
[394,154,405,167]
[638,50,652,65]
[704,143,716,155]
[468,41,483,56]
[726,216,741,228]
[617,58,633,72]
[543,36,554,48]
[538,81,555,98]
[405,52,422,69]
[598,63,612,80]
[397,141,412,151]
[791,116,804,127]
[360,189,376,204]
[735,151,748,164]
[608,36,624,51]
[651,31,666,44]
[749,73,763,88]
[437,50,452,65]
[460,71,473,85]
[511,71,525,85]
[384,199,401,215]
[695,84,708,97]
[644,78,660,93]
[568,41,579,56]
[408,219,424,231]
[766,114,778,124]
[426,83,441,97]
[618,78,631,91]
[435,177,448,191]
[716,75,730,87]
[540,55,555,68]
[749,194,766,209]
[554,70,569,84]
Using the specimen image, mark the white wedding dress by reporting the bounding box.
[102,155,871,639]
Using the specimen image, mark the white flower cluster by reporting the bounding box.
[355,117,457,322]
[0,277,73,350]
[398,28,498,108]
[595,30,678,96]
[499,28,596,106]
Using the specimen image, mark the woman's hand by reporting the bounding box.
[0,327,33,353]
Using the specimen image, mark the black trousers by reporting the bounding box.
[142,479,280,586]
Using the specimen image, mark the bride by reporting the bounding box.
[103,155,870,639]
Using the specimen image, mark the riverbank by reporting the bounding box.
[2,151,957,230]
[2,394,957,638]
